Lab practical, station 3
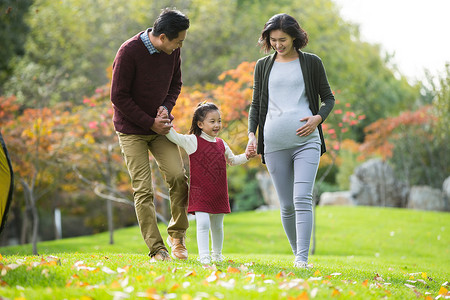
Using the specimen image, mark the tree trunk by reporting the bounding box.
[31,197,39,255]
[20,178,39,255]
[107,198,114,245]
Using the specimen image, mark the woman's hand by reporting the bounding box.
[246,132,258,158]
[296,115,322,137]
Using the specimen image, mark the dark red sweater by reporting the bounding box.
[110,31,182,135]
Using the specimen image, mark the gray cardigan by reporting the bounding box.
[248,51,335,163]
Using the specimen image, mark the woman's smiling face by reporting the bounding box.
[269,29,296,58]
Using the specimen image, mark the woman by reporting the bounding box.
[246,13,335,268]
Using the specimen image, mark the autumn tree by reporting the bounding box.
[361,105,447,189]
[0,96,74,254]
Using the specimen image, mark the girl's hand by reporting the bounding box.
[157,106,169,119]
[296,115,322,137]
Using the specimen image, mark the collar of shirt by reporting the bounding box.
[200,131,217,142]
[140,28,160,54]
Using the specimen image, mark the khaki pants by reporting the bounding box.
[117,132,189,256]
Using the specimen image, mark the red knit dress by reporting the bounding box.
[188,136,230,214]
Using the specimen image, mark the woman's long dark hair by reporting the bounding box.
[258,13,308,53]
[189,102,219,136]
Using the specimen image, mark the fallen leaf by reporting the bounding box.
[308,277,322,281]
[227,266,240,274]
[404,284,415,289]
[276,271,286,278]
[110,281,121,289]
[374,273,384,282]
[101,266,115,274]
[184,270,197,277]
[298,291,309,300]
[313,270,321,276]
[362,279,369,287]
[154,275,165,283]
[41,269,49,277]
[206,271,218,283]
[413,289,422,298]
[438,286,448,295]
[0,278,8,286]
[239,264,249,272]
[331,288,340,297]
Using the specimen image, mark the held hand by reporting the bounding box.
[246,132,258,159]
[245,144,257,159]
[157,106,169,119]
[151,116,172,135]
[296,115,322,137]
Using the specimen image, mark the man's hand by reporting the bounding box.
[151,116,172,135]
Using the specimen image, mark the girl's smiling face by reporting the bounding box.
[197,110,222,137]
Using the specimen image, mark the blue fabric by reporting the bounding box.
[140,28,160,54]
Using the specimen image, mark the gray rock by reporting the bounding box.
[320,191,353,206]
[256,170,279,208]
[407,186,446,211]
[443,176,450,205]
[350,158,408,207]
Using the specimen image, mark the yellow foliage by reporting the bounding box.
[83,133,95,144]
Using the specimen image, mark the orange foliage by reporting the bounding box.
[361,105,434,159]
[171,62,256,157]
[172,61,255,134]
[0,95,20,127]
[3,100,74,181]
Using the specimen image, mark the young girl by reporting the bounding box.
[165,102,255,264]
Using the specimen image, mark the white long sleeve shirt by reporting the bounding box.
[166,128,248,166]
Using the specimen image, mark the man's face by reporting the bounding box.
[159,30,187,55]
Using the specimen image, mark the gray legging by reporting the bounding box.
[265,143,321,262]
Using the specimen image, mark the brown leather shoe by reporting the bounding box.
[150,249,172,262]
[166,236,188,260]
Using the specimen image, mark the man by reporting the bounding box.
[110,8,190,261]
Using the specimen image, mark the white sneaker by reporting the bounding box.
[198,255,211,265]
[293,261,312,269]
[211,254,224,263]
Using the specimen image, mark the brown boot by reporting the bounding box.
[150,249,172,262]
[166,236,188,260]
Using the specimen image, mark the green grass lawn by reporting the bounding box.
[0,206,449,299]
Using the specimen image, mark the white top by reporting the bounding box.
[166,128,248,166]
[264,59,320,153]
